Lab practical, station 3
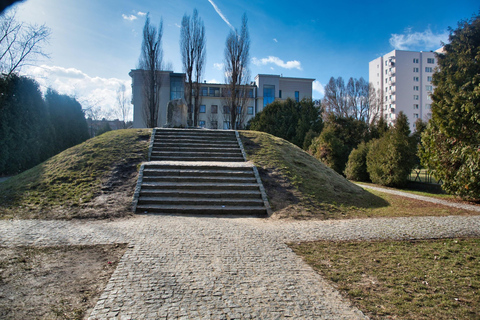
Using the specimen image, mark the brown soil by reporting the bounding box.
[0,244,127,319]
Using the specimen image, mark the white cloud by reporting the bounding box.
[137,11,147,16]
[174,23,181,28]
[22,65,132,121]
[273,38,278,43]
[122,14,137,21]
[207,0,234,31]
[207,78,219,83]
[251,56,302,70]
[389,27,449,50]
[213,62,224,70]
[312,80,324,97]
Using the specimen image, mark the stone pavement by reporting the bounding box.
[1,214,480,319]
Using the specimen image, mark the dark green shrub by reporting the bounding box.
[345,142,370,181]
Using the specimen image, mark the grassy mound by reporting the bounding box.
[240,131,388,219]
[0,129,151,220]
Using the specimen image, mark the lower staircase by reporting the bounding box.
[133,129,269,216]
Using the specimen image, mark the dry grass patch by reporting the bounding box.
[0,244,127,320]
[290,238,480,320]
[0,129,151,220]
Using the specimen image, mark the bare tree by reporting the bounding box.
[0,9,51,77]
[322,77,348,117]
[116,83,131,128]
[346,77,369,122]
[368,85,385,124]
[138,14,163,128]
[223,13,250,129]
[180,9,206,127]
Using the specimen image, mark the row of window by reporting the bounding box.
[413,104,431,110]
[413,58,435,64]
[198,105,254,115]
[413,67,433,72]
[413,76,433,82]
[197,87,255,98]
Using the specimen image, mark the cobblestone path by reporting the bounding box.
[1,214,480,319]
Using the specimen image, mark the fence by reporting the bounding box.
[408,169,443,185]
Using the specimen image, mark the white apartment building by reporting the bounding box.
[130,70,314,129]
[369,49,441,131]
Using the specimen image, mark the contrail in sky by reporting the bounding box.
[207,0,235,31]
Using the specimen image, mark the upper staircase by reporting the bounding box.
[133,128,269,216]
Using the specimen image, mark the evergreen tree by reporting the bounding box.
[420,13,480,199]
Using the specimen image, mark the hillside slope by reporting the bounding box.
[240,131,387,219]
[0,129,151,219]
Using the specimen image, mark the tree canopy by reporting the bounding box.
[420,13,480,199]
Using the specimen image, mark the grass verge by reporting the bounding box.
[290,238,480,320]
[0,244,127,320]
[240,131,388,219]
[0,129,151,220]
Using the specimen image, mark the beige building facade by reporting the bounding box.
[130,70,314,129]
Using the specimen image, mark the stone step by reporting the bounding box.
[141,182,260,191]
[136,204,267,216]
[154,134,237,142]
[144,164,252,171]
[152,146,241,152]
[151,151,242,157]
[155,129,235,136]
[142,175,257,183]
[154,142,240,148]
[150,155,245,162]
[142,168,253,177]
[137,197,264,207]
[139,189,262,199]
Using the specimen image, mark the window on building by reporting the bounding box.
[263,85,275,107]
[209,87,220,97]
[427,58,435,63]
[413,58,419,63]
[427,113,432,118]
[170,75,184,100]
[199,120,206,128]
[223,121,230,130]
[279,90,282,99]
[295,91,299,102]
[414,104,419,109]
[199,105,206,113]
[413,67,419,72]
[425,104,431,109]
[414,76,419,82]
[210,121,218,129]
[427,76,432,82]
[247,106,254,115]
[413,86,419,91]
[385,61,387,66]
[427,94,432,101]
[237,106,242,114]
[425,85,433,92]
[248,89,254,98]
[188,104,193,113]
[200,87,208,96]
[414,113,419,119]
[425,67,433,72]
[223,106,230,114]
[211,105,218,114]
[414,95,419,100]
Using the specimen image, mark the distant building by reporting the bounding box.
[369,49,442,131]
[129,70,314,129]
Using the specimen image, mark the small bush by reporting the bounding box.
[344,142,369,181]
[366,131,415,187]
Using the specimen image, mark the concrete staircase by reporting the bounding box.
[133,129,269,216]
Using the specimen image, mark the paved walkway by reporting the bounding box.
[1,214,480,319]
[356,183,480,212]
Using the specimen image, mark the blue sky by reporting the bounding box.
[10,0,479,119]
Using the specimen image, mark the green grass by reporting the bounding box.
[290,238,480,320]
[240,131,388,218]
[0,129,151,219]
